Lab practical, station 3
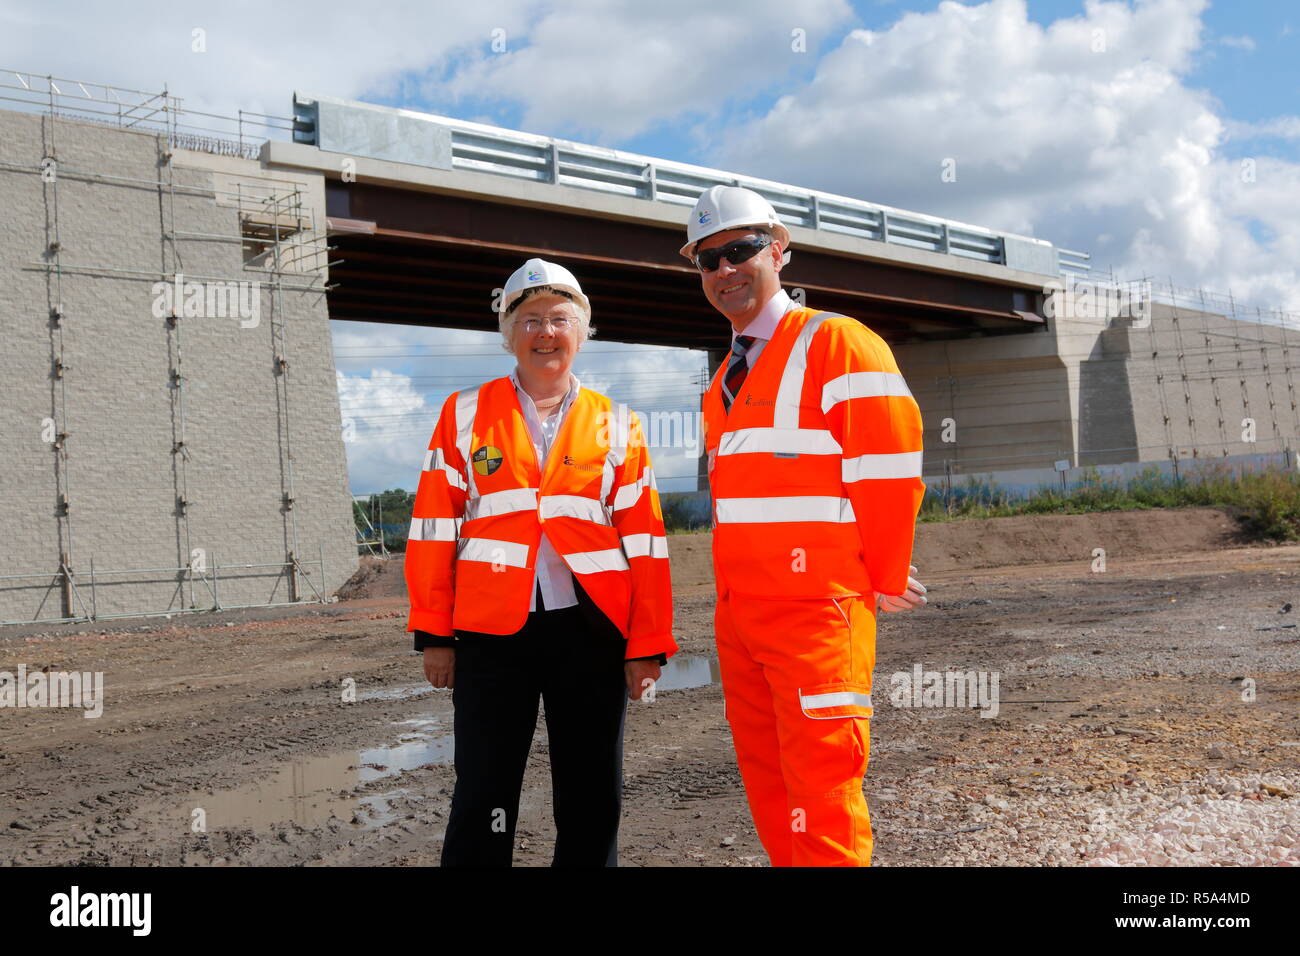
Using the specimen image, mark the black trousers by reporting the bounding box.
[440,603,629,867]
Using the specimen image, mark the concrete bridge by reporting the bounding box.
[284,92,1062,354]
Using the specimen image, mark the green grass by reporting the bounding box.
[919,464,1300,542]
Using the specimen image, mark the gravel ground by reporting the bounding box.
[1,526,1298,867]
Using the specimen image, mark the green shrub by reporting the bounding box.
[921,464,1300,542]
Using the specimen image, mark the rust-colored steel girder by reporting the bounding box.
[324,182,1044,350]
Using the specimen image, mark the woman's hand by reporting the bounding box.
[625,660,661,701]
[423,647,455,688]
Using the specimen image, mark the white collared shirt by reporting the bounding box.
[509,368,580,612]
[731,287,795,367]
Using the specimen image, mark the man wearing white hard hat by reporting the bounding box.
[685,185,928,866]
[404,257,676,866]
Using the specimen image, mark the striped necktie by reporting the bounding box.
[721,334,756,413]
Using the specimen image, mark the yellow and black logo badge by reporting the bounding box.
[472,445,504,476]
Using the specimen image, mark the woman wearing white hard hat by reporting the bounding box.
[404,257,677,866]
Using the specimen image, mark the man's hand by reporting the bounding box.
[876,565,927,613]
[423,647,455,688]
[625,660,661,701]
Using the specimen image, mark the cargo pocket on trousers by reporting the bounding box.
[798,682,873,719]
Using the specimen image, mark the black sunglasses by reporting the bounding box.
[693,234,774,272]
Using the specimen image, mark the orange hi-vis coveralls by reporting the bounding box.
[405,377,676,661]
[703,305,925,866]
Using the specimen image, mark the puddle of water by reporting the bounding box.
[653,655,721,692]
[358,682,433,702]
[153,717,454,831]
[357,718,454,782]
[141,662,718,833]
[355,787,417,829]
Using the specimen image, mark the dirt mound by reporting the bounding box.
[339,507,1245,599]
[911,506,1243,575]
[667,506,1244,590]
[337,555,406,601]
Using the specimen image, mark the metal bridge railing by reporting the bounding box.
[293,92,1042,271]
[445,125,1008,265]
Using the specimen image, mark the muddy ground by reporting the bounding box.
[1,508,1297,867]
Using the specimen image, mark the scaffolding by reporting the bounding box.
[0,546,331,628]
[0,69,342,627]
[0,69,295,160]
[352,495,391,558]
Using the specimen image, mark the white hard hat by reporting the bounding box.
[679,185,792,265]
[499,257,591,315]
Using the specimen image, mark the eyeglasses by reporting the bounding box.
[693,234,774,272]
[521,316,574,333]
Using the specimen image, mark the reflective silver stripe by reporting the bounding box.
[422,447,467,491]
[456,537,529,568]
[407,517,459,542]
[717,427,841,457]
[563,547,630,574]
[800,690,872,711]
[772,312,841,429]
[621,533,668,559]
[612,468,655,512]
[454,385,481,497]
[600,401,631,503]
[540,494,610,524]
[463,487,538,520]
[821,371,913,415]
[842,451,924,481]
[715,496,856,524]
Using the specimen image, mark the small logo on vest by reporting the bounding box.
[744,394,774,406]
[562,454,601,473]
[472,445,504,476]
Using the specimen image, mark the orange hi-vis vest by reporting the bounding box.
[405,377,676,660]
[703,306,925,600]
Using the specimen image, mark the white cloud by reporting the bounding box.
[0,0,532,122]
[336,368,430,493]
[1218,34,1256,51]
[331,320,515,493]
[0,0,847,144]
[435,0,853,140]
[1226,116,1300,141]
[707,0,1300,310]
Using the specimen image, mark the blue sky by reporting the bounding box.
[4,0,1297,495]
[364,1,1298,165]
